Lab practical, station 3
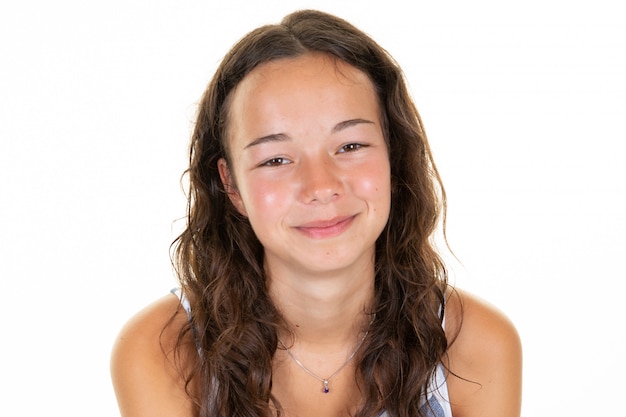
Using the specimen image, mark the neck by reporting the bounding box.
[268,262,375,348]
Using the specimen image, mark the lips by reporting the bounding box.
[295,215,356,239]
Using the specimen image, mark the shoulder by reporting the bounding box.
[443,288,522,417]
[110,293,198,417]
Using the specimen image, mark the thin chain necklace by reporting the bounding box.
[278,314,375,394]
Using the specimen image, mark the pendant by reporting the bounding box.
[322,380,330,394]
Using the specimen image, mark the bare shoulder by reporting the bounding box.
[444,288,523,417]
[110,293,198,417]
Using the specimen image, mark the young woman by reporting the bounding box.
[111,9,522,417]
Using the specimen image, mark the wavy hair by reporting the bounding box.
[172,9,450,417]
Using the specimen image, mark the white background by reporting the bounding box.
[1,1,624,416]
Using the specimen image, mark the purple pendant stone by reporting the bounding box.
[323,380,330,393]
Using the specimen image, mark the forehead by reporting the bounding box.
[226,53,380,144]
[239,53,372,91]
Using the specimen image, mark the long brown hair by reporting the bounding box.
[172,9,450,417]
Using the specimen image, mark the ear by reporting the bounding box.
[217,158,247,216]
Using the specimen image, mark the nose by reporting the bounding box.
[298,155,343,204]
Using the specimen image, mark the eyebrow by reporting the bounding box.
[244,133,290,149]
[331,118,376,133]
[244,118,376,150]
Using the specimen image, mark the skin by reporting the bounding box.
[111,53,522,417]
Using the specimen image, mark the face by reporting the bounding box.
[219,53,391,277]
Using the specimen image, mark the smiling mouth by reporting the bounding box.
[295,215,356,239]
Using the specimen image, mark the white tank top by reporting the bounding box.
[172,288,453,417]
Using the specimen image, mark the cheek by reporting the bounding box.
[242,179,292,220]
[355,162,391,203]
[368,168,392,225]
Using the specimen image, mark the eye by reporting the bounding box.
[338,143,367,153]
[260,157,291,167]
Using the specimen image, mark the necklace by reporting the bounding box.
[278,315,374,394]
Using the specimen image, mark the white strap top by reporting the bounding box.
[171,288,453,417]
